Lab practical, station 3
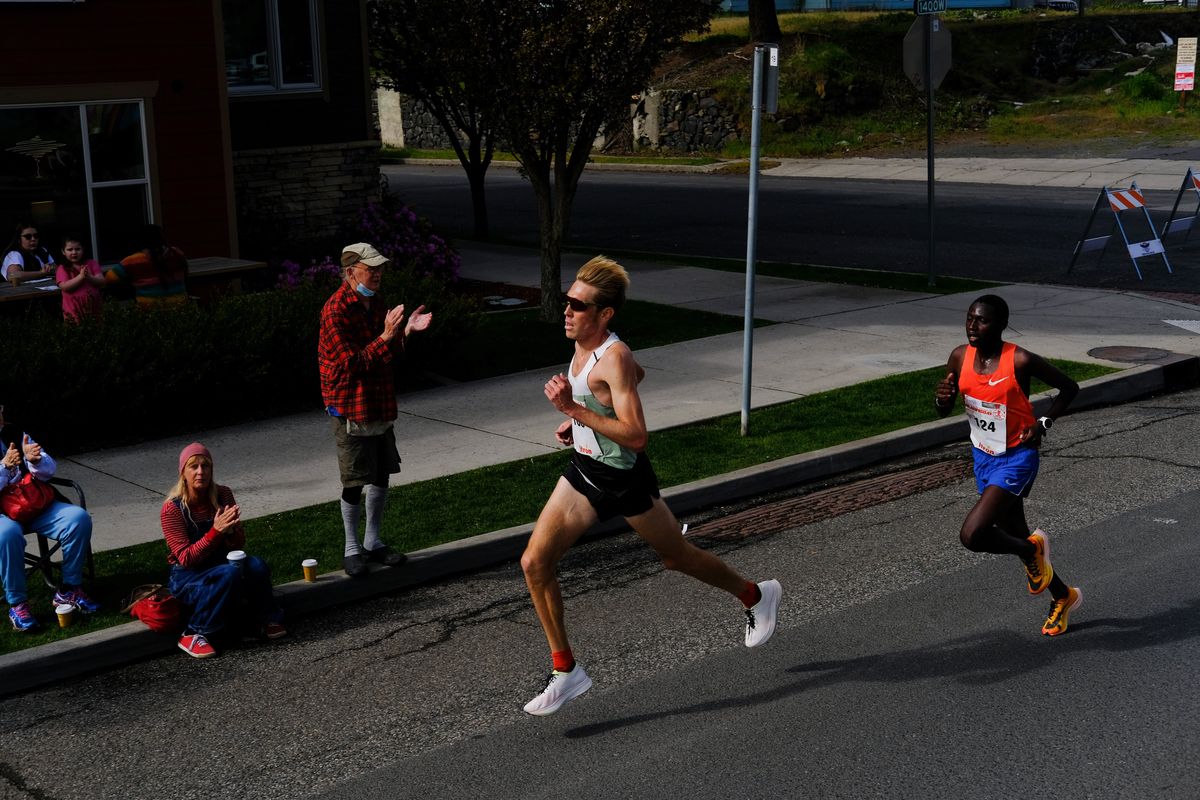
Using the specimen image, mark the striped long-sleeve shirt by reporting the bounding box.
[160,485,245,570]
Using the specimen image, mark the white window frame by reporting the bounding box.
[1,99,152,262]
[227,0,322,96]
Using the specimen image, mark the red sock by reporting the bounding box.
[738,581,761,608]
[552,649,575,673]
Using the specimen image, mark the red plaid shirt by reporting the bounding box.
[318,282,401,424]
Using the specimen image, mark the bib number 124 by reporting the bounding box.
[973,418,996,432]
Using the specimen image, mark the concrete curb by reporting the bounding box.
[2,356,1195,697]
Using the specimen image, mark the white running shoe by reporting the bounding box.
[523,665,593,716]
[745,579,782,647]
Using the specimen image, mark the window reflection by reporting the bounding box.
[86,103,146,183]
[224,0,318,91]
[0,103,151,262]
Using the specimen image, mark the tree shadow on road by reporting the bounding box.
[563,594,1200,740]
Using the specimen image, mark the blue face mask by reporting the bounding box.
[355,282,375,298]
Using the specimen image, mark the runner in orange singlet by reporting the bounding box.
[935,295,1083,636]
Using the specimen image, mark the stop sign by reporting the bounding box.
[903,16,952,91]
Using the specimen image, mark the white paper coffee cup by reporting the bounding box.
[227,549,247,569]
[302,558,318,582]
[56,603,74,628]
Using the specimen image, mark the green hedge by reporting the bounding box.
[2,266,480,456]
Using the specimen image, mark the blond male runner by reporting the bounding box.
[520,256,782,716]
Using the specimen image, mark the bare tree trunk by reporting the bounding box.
[464,162,489,240]
[530,171,561,322]
[749,0,782,43]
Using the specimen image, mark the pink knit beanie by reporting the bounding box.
[178,442,212,474]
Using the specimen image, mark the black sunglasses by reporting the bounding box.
[562,293,600,312]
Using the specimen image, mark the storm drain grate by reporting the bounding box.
[687,458,973,542]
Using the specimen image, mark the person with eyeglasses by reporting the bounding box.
[2,223,56,286]
[519,255,782,716]
[318,242,432,578]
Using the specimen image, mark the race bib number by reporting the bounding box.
[964,395,1007,456]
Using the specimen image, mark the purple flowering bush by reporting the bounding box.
[275,256,342,291]
[349,193,461,282]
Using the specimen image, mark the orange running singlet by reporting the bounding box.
[958,342,1036,455]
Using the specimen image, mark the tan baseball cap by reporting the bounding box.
[340,242,389,269]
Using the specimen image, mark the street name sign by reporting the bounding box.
[914,0,948,14]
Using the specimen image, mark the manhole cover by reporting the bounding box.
[1088,346,1175,363]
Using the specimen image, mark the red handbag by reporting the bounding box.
[121,584,183,634]
[0,473,56,523]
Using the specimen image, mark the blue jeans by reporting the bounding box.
[169,555,281,636]
[0,501,92,605]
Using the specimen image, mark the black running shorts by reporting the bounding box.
[563,450,661,521]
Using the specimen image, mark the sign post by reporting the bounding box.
[1176,37,1197,109]
[741,43,777,437]
[904,5,951,287]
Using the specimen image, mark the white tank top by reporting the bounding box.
[566,332,636,470]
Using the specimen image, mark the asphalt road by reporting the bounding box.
[2,388,1199,799]
[383,164,1200,292]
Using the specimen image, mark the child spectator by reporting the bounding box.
[55,236,105,321]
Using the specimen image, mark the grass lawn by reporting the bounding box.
[2,358,1115,655]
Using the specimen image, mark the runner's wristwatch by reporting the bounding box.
[1038,416,1053,434]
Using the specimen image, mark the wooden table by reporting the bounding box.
[0,257,269,304]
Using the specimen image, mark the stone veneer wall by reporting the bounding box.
[641,89,741,153]
[388,89,742,155]
[232,140,381,249]
[399,97,455,149]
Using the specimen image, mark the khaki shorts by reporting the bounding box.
[332,417,401,487]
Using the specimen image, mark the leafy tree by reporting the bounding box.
[749,0,782,43]
[369,0,498,239]
[482,0,720,320]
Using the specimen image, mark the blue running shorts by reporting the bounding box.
[973,444,1040,497]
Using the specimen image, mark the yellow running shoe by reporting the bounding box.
[1042,586,1082,637]
[1023,529,1054,595]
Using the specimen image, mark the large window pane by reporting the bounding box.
[223,0,271,88]
[278,0,316,85]
[86,103,146,182]
[0,106,88,251]
[92,185,149,263]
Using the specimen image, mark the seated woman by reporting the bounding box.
[161,442,284,658]
[0,404,97,632]
[2,223,56,286]
[106,224,189,307]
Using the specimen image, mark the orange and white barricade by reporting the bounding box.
[1068,182,1171,281]
[1159,167,1200,249]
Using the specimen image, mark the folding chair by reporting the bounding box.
[23,476,95,589]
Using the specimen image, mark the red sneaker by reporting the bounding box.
[264,621,287,640]
[178,633,217,658]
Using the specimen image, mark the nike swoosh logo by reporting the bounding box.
[988,376,1009,386]
[1005,479,1019,486]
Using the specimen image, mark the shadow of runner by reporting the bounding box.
[562,595,1200,740]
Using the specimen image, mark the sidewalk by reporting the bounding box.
[763,155,1200,190]
[64,239,1200,553]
